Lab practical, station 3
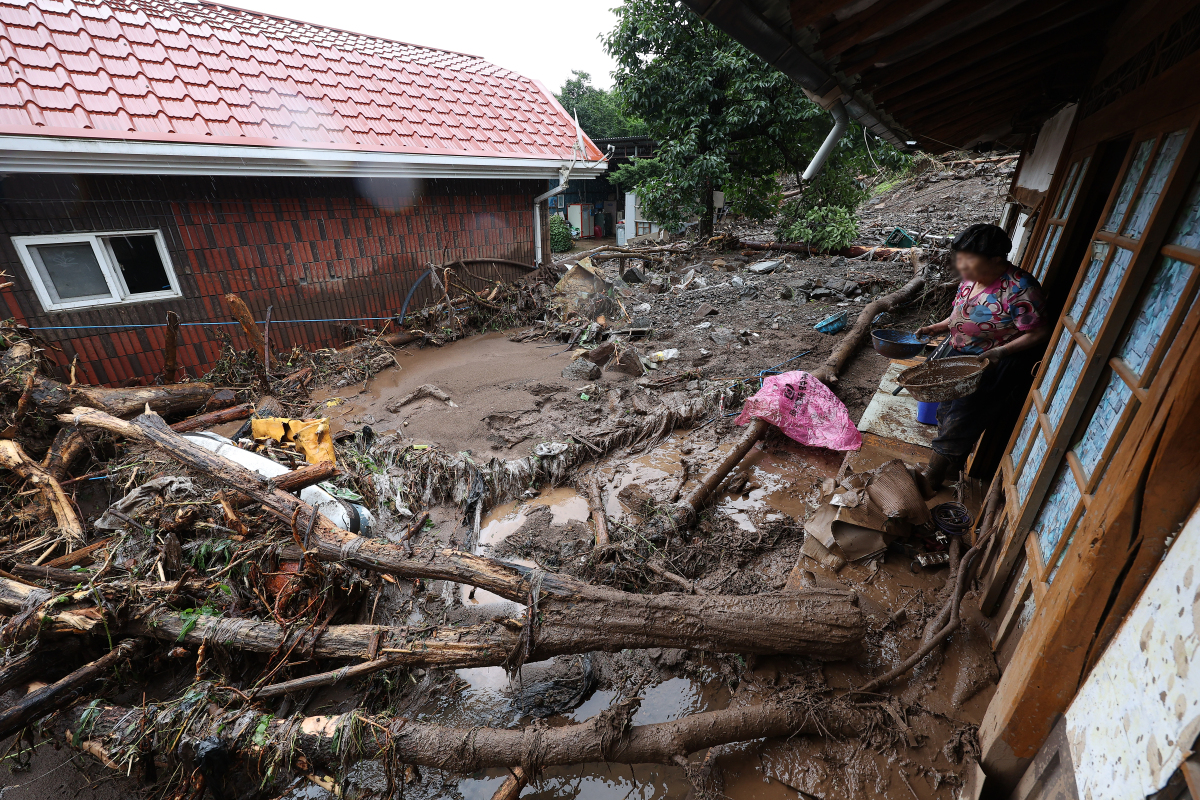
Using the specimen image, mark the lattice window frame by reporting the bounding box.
[992,110,1200,597]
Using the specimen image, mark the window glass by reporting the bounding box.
[1052,161,1081,218]
[1103,138,1156,232]
[1060,156,1092,219]
[1069,245,1107,320]
[106,235,171,295]
[1040,330,1071,393]
[1073,371,1134,478]
[29,243,112,303]
[1018,429,1047,502]
[1082,247,1134,340]
[1122,129,1188,239]
[1034,463,1081,561]
[1119,256,1194,376]
[1014,406,1039,464]
[1033,226,1062,279]
[1169,174,1200,249]
[1046,344,1085,429]
[1047,518,1080,585]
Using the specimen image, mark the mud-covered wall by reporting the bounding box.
[0,174,539,385]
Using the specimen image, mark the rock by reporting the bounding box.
[731,276,745,287]
[646,275,669,294]
[711,258,727,270]
[607,348,647,376]
[584,341,616,364]
[695,321,712,330]
[796,278,815,291]
[778,285,794,300]
[631,316,653,330]
[634,303,651,314]
[748,260,780,274]
[622,267,646,284]
[710,327,736,346]
[795,291,809,305]
[695,302,720,317]
[692,276,709,289]
[810,287,835,299]
[562,360,601,381]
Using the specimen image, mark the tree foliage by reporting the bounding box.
[604,0,907,235]
[555,71,647,140]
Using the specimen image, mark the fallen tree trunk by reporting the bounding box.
[738,240,912,260]
[670,418,769,529]
[0,639,141,741]
[0,439,85,544]
[61,696,870,775]
[170,402,253,433]
[59,408,866,660]
[0,342,213,417]
[810,249,927,385]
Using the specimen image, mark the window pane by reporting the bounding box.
[1103,138,1156,232]
[106,235,171,295]
[1118,256,1194,377]
[1046,344,1085,430]
[1040,330,1071,394]
[1122,129,1188,239]
[1069,244,1107,320]
[1033,226,1062,280]
[30,242,112,303]
[1014,406,1039,465]
[1019,429,1047,502]
[1060,156,1092,219]
[1169,172,1200,249]
[1034,463,1082,562]
[1073,371,1134,478]
[1053,162,1081,218]
[1081,247,1134,340]
[1047,517,1081,585]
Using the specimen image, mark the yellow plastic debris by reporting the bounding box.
[251,417,336,466]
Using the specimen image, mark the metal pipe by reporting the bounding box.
[533,178,571,267]
[802,99,850,182]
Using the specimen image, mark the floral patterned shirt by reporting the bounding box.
[949,266,1046,354]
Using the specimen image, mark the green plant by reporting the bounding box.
[780,206,860,251]
[548,215,573,252]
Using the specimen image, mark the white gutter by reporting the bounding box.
[802,100,850,181]
[0,134,610,180]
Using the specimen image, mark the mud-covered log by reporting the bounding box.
[671,418,769,529]
[61,697,869,774]
[2,341,212,417]
[61,408,866,660]
[811,250,927,385]
[0,439,85,544]
[580,471,609,548]
[0,639,141,741]
[40,425,89,481]
[170,402,253,433]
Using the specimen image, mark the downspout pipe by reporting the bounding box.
[533,172,571,267]
[802,99,850,182]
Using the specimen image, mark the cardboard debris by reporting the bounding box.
[552,258,627,320]
[251,417,336,465]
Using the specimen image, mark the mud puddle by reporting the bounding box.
[309,331,602,458]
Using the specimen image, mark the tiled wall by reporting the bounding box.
[0,173,538,385]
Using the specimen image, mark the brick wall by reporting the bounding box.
[0,173,539,386]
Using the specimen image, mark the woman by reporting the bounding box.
[915,223,1049,494]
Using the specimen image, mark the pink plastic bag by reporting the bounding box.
[735,370,862,451]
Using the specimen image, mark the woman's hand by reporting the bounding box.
[984,346,1006,364]
[917,323,944,338]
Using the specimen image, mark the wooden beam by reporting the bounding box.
[860,0,1101,97]
[789,0,849,30]
[884,44,1089,119]
[841,0,1025,77]
[818,0,939,58]
[898,81,1034,134]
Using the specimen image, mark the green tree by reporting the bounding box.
[604,0,906,236]
[555,71,647,140]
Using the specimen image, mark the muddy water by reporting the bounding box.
[412,424,979,799]
[310,331,579,456]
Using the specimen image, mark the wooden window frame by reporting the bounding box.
[984,107,1200,610]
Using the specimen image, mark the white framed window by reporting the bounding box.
[11,230,182,312]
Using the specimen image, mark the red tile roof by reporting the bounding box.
[0,0,602,161]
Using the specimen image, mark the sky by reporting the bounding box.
[229,0,622,92]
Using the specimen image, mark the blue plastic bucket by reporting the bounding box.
[916,400,940,425]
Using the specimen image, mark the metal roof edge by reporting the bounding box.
[0,135,608,180]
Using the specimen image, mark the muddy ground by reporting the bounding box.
[1,162,1007,800]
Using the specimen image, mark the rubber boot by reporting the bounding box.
[916,452,952,498]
